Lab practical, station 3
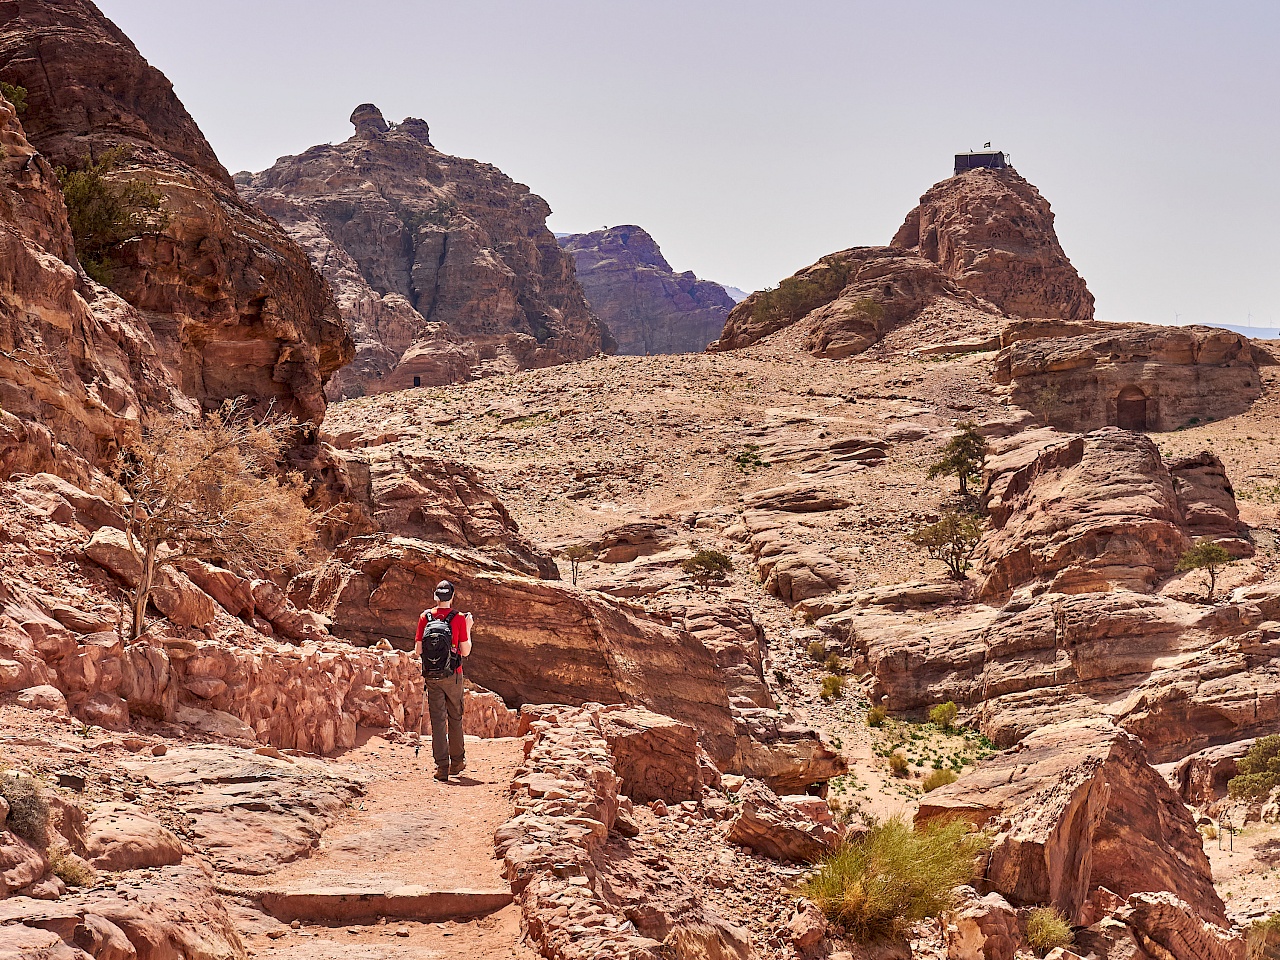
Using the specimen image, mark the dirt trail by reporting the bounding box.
[235,735,534,959]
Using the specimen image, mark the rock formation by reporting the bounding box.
[0,0,352,426]
[715,163,1093,357]
[996,321,1262,431]
[239,105,610,398]
[890,167,1095,321]
[917,719,1224,925]
[559,225,734,355]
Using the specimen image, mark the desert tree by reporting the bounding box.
[563,543,594,586]
[909,510,985,580]
[1176,539,1233,602]
[110,399,317,640]
[681,548,734,591]
[926,422,987,498]
[1032,385,1065,427]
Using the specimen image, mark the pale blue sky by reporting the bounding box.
[98,0,1278,327]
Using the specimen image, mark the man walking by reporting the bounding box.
[414,579,473,781]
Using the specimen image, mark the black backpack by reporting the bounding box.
[420,609,462,680]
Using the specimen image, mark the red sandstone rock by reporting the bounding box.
[723,780,842,863]
[84,803,183,871]
[597,705,702,804]
[0,0,351,427]
[917,718,1223,925]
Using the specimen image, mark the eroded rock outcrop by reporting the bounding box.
[996,322,1262,432]
[715,163,1090,357]
[890,167,1094,321]
[0,0,352,425]
[917,719,1224,926]
[559,225,733,355]
[239,105,609,398]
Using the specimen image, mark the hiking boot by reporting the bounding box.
[434,765,450,782]
[450,758,466,776]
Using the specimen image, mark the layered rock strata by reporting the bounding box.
[240,105,609,398]
[0,0,351,425]
[995,322,1262,432]
[917,719,1224,925]
[559,225,733,355]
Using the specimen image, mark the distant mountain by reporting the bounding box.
[1219,323,1279,340]
[559,225,734,356]
[721,285,750,303]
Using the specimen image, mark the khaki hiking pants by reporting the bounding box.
[424,671,465,770]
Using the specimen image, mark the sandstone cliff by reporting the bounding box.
[559,225,733,355]
[0,0,351,428]
[239,105,610,398]
[715,163,1092,357]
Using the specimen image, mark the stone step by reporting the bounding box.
[259,886,514,924]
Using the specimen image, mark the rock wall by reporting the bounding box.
[890,166,1095,321]
[559,225,733,355]
[239,105,610,398]
[995,323,1262,432]
[0,0,351,426]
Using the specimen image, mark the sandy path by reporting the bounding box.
[236,735,534,959]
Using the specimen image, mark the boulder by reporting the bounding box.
[787,898,828,956]
[724,780,842,863]
[597,706,702,804]
[462,684,520,738]
[0,830,47,896]
[85,803,184,871]
[15,685,68,714]
[943,887,1022,960]
[917,718,1223,925]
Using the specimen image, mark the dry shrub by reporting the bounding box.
[825,653,843,674]
[866,706,887,727]
[922,768,958,792]
[0,772,49,847]
[806,640,827,662]
[1025,906,1073,953]
[112,398,318,638]
[820,675,845,700]
[804,815,987,942]
[888,751,909,777]
[48,845,96,887]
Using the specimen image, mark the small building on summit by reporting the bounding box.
[955,150,1008,175]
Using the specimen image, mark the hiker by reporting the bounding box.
[414,579,473,781]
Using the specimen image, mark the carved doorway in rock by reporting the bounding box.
[1116,385,1149,430]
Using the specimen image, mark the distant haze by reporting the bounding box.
[97,0,1279,328]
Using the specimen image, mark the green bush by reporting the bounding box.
[806,640,827,662]
[1249,913,1280,960]
[1025,906,1074,953]
[803,815,987,942]
[680,549,733,590]
[867,706,887,727]
[929,701,959,729]
[1229,735,1280,800]
[751,256,855,328]
[820,675,845,701]
[922,769,957,792]
[825,653,843,674]
[0,771,49,848]
[56,147,168,286]
[888,751,909,777]
[0,81,27,114]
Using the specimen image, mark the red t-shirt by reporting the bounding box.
[415,606,469,674]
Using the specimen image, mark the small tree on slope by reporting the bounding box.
[1176,539,1233,602]
[111,399,316,639]
[927,423,987,498]
[909,510,985,580]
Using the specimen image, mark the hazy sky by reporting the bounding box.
[98,0,1278,327]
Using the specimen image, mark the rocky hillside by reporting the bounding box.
[239,105,611,398]
[0,0,351,429]
[559,225,734,355]
[715,163,1092,357]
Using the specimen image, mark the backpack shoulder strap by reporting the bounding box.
[442,610,458,624]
